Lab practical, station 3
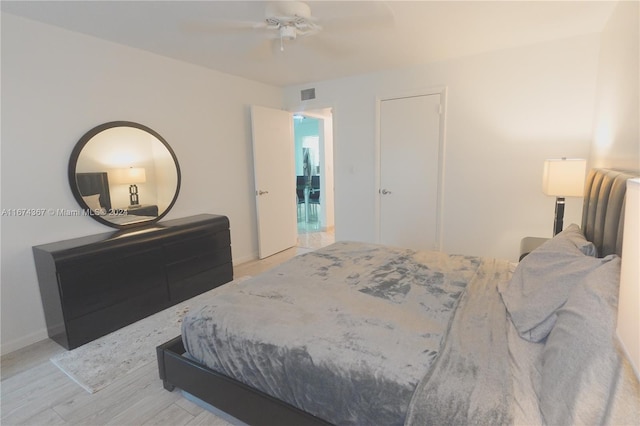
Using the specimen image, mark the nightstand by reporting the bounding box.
[127,204,159,217]
[519,237,549,261]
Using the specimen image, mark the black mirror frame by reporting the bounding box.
[68,121,181,230]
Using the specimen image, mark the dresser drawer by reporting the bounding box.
[65,285,169,348]
[57,245,166,320]
[168,262,233,303]
[162,229,231,264]
[165,245,232,283]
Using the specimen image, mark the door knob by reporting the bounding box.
[380,189,392,195]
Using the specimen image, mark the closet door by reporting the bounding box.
[379,93,442,251]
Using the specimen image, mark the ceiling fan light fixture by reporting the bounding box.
[264,1,320,39]
[280,25,297,40]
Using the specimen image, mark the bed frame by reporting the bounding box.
[157,336,330,425]
[157,168,638,426]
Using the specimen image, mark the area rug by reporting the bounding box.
[50,276,250,394]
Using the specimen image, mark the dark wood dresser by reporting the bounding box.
[33,214,233,349]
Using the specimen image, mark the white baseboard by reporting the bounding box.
[232,251,258,266]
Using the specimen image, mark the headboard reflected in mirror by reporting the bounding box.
[68,121,181,229]
[76,172,112,212]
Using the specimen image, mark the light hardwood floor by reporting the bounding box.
[1,231,334,426]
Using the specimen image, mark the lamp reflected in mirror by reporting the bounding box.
[112,167,147,206]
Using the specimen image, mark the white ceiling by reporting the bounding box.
[1,1,617,87]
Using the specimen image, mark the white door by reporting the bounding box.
[251,105,297,258]
[379,93,442,251]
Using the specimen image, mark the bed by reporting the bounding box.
[157,168,640,425]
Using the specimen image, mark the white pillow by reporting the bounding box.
[82,194,107,215]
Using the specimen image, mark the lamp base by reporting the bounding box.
[129,184,140,206]
[553,197,565,236]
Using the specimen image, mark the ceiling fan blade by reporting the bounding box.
[299,35,353,58]
[180,20,266,35]
[320,15,394,33]
[318,2,395,32]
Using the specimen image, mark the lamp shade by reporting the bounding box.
[617,178,640,379]
[542,158,587,197]
[112,167,146,184]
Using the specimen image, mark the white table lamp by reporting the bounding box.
[542,158,587,235]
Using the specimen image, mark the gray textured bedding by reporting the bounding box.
[182,241,488,425]
[405,257,523,424]
[181,239,640,425]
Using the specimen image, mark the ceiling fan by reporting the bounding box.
[183,1,393,55]
[261,1,321,50]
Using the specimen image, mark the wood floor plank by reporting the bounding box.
[5,407,68,426]
[173,393,207,416]
[141,403,194,426]
[186,409,238,426]
[233,248,297,277]
[179,391,244,426]
[103,384,182,426]
[1,362,82,424]
[1,360,67,397]
[1,339,65,381]
[53,363,161,424]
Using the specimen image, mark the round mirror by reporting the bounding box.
[68,121,181,229]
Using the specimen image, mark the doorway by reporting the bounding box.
[293,108,335,238]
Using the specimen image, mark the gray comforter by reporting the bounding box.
[182,241,489,425]
[181,241,640,425]
[404,256,515,425]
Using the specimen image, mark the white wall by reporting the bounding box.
[284,34,601,260]
[0,14,282,354]
[590,0,640,170]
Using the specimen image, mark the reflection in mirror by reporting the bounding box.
[69,121,181,229]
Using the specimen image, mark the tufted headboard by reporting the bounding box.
[76,172,113,212]
[582,168,640,257]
